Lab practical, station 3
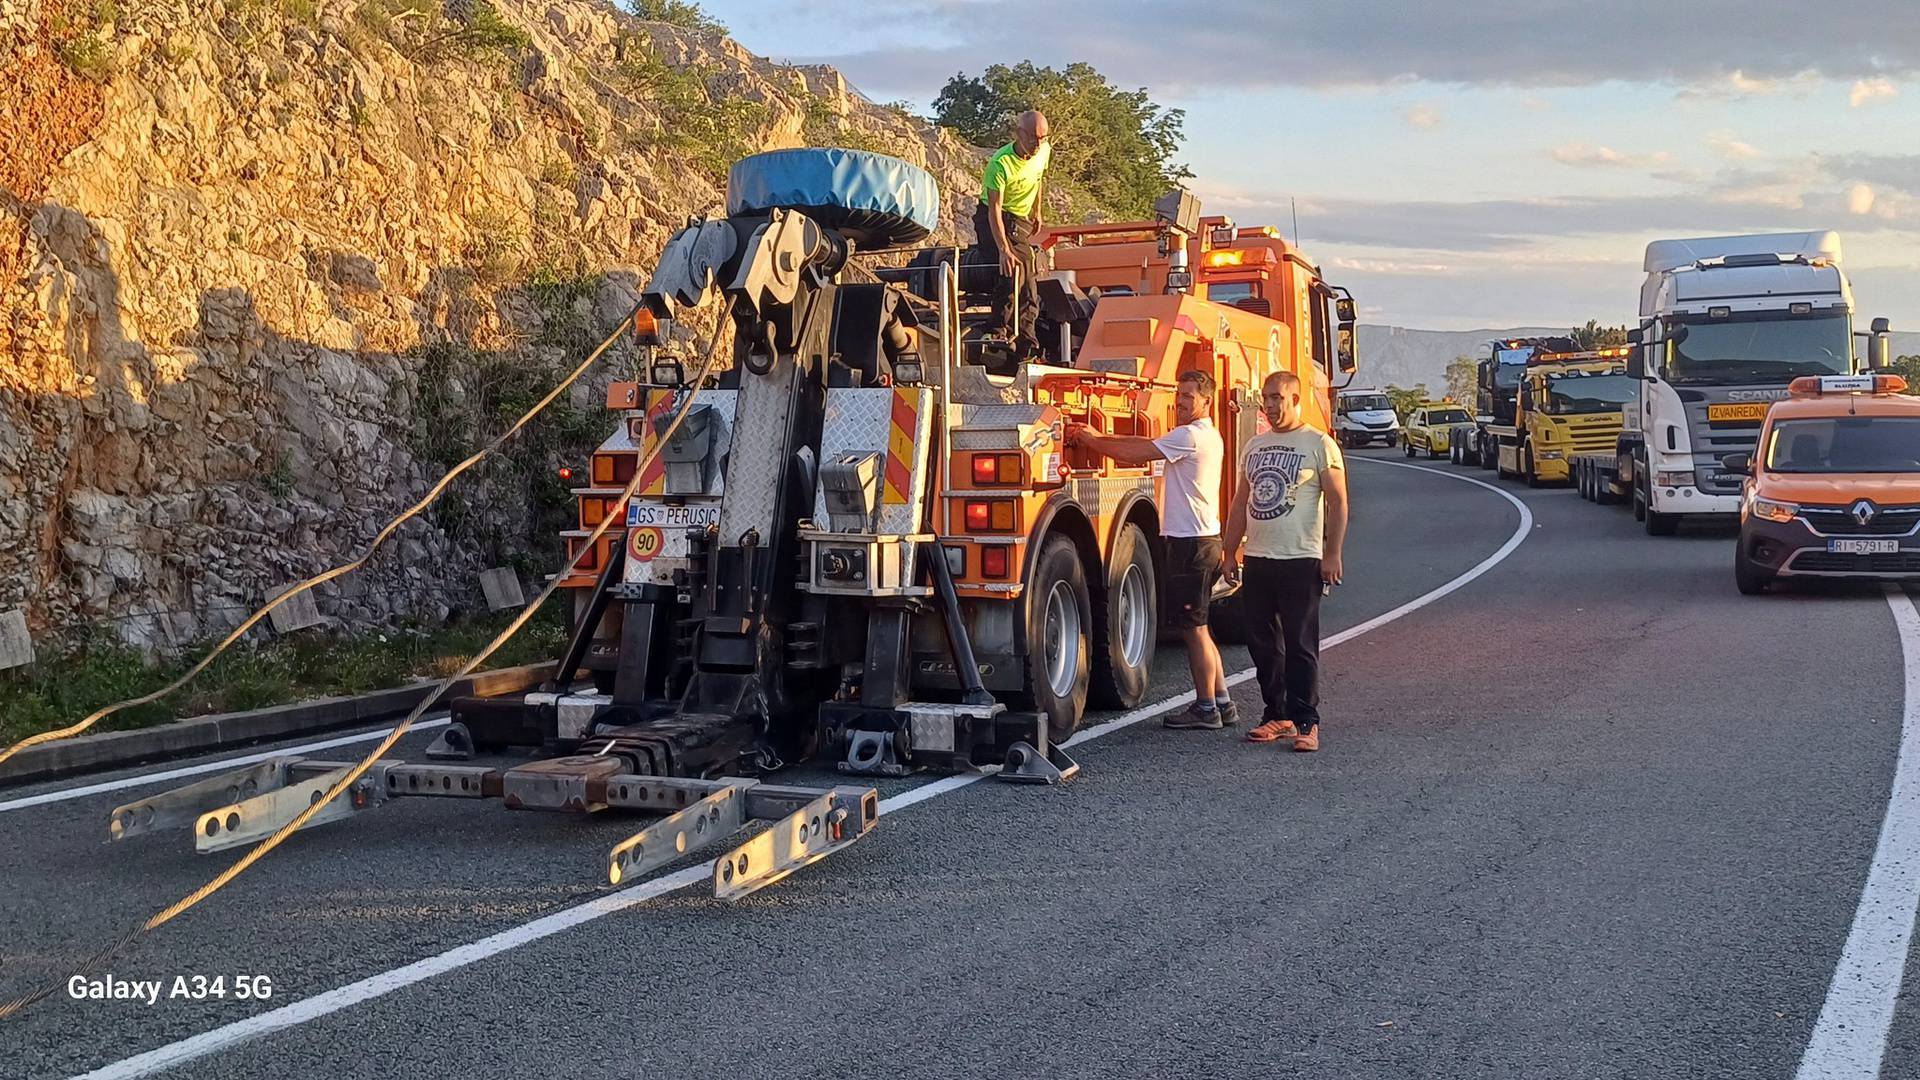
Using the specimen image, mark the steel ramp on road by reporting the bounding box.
[108,757,878,902]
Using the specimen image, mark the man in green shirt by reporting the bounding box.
[972,110,1050,356]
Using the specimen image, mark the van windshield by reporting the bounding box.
[1341,395,1391,413]
[1765,417,1920,473]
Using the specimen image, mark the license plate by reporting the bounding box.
[1707,403,1769,423]
[626,502,720,529]
[1828,539,1899,555]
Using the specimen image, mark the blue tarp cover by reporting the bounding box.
[727,149,941,242]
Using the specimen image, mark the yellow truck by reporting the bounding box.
[1491,347,1636,486]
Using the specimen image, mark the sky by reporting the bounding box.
[686,0,1920,333]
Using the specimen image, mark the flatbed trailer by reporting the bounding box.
[1571,433,1646,509]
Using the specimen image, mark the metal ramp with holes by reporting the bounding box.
[108,757,877,901]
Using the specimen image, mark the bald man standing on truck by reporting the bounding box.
[973,109,1050,357]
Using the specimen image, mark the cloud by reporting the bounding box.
[756,1,1920,99]
[1269,183,1916,256]
[1850,77,1899,106]
[1849,183,1878,215]
[1821,153,1920,190]
[1707,133,1761,160]
[1551,144,1671,168]
[1330,256,1453,275]
[1673,69,1823,101]
[1402,103,1442,130]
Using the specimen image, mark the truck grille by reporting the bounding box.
[1798,506,1920,538]
[1787,549,1920,574]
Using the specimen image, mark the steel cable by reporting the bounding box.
[0,327,729,1022]
[0,317,635,771]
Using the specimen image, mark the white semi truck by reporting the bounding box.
[1613,231,1892,534]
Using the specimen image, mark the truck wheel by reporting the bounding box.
[1090,524,1156,710]
[1017,536,1091,741]
[1645,507,1679,536]
[1523,446,1543,488]
[1479,438,1497,471]
[1735,545,1773,595]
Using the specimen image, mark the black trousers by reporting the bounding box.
[971,201,1039,352]
[1241,556,1323,729]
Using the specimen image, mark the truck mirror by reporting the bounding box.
[1335,297,1357,325]
[1626,346,1646,380]
[1336,326,1358,373]
[1625,327,1643,345]
[1872,317,1891,335]
[1869,333,1891,372]
[1723,452,1751,475]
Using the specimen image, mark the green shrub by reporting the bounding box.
[624,0,725,33]
[615,38,768,178]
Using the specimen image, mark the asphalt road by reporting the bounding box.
[4,449,1916,1079]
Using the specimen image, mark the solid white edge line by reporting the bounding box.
[70,455,1532,1080]
[1795,587,1920,1080]
[0,720,453,815]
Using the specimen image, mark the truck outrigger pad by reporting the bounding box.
[108,755,878,901]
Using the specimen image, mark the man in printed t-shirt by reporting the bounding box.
[1223,370,1350,752]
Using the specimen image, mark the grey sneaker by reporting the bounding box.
[1165,703,1224,730]
[1217,700,1240,726]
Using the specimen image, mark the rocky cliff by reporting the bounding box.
[0,0,983,652]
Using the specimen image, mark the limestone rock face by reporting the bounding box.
[0,0,983,652]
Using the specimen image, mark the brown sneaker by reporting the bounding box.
[1293,726,1320,752]
[1246,719,1299,743]
[1165,703,1224,730]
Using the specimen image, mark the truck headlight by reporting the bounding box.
[1656,471,1693,488]
[1537,450,1564,460]
[1748,496,1798,524]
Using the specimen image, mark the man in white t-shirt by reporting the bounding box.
[1223,370,1349,752]
[1067,370,1234,728]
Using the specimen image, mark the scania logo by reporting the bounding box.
[1726,389,1791,402]
[1853,499,1878,527]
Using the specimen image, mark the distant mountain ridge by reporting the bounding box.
[1355,324,1920,393]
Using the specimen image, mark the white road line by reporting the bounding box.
[0,719,451,815]
[1796,588,1920,1080]
[72,457,1531,1080]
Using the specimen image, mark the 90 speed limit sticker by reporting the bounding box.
[628,526,664,562]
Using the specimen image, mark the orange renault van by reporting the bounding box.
[1732,373,1920,593]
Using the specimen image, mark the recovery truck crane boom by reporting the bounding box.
[102,149,1359,901]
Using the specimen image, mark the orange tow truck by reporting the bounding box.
[1732,373,1920,593]
[107,153,1364,897]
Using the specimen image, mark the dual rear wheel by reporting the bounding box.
[1019,524,1158,742]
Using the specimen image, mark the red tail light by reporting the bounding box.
[970,453,1021,485]
[982,547,1009,578]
